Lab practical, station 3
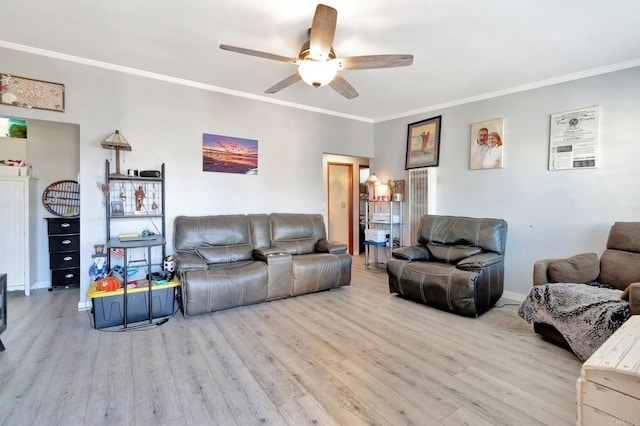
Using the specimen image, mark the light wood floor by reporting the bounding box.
[0,256,582,425]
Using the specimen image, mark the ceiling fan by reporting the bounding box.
[220,4,413,99]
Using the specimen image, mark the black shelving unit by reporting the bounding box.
[103,160,168,329]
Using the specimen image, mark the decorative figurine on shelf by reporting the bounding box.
[134,185,145,213]
[163,255,175,280]
[89,244,108,282]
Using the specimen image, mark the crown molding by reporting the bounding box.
[0,40,374,124]
[374,59,640,123]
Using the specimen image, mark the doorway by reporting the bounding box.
[327,162,353,254]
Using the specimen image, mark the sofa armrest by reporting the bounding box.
[457,252,504,271]
[253,247,291,263]
[532,259,562,285]
[534,253,601,286]
[316,240,347,254]
[174,252,208,271]
[628,282,640,315]
[391,245,430,261]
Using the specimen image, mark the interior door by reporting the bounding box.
[327,162,353,254]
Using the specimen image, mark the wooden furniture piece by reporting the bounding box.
[0,177,37,295]
[46,217,81,290]
[577,315,640,424]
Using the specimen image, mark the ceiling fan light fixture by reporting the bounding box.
[298,60,338,88]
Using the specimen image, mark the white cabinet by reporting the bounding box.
[364,200,403,268]
[0,177,37,295]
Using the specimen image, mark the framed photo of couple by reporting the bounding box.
[470,118,505,170]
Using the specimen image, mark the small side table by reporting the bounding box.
[365,241,388,269]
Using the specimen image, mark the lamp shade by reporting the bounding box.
[366,173,379,184]
[101,130,131,151]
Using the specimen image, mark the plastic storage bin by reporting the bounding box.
[87,281,179,329]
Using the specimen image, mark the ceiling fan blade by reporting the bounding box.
[329,74,359,99]
[309,4,337,60]
[265,73,302,94]
[335,54,414,70]
[220,44,297,63]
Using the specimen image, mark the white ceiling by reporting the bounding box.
[2,0,640,122]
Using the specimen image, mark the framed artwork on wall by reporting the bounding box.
[549,106,599,170]
[0,74,65,112]
[405,115,442,169]
[470,117,504,170]
[202,133,258,175]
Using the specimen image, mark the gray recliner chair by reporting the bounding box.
[386,215,508,317]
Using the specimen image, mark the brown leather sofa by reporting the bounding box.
[529,222,640,349]
[386,214,508,317]
[173,213,351,316]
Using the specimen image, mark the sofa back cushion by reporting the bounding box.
[607,222,640,253]
[174,215,253,262]
[248,214,271,249]
[195,245,253,264]
[417,215,507,254]
[270,213,326,255]
[426,243,481,263]
[599,249,640,290]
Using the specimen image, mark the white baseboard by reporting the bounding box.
[78,300,91,311]
[33,280,50,290]
[502,290,526,303]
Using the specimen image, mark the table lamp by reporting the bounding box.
[101,130,131,176]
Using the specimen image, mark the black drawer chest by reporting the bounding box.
[46,217,80,290]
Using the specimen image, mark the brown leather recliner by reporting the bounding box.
[173,213,351,317]
[386,215,508,317]
[528,222,640,349]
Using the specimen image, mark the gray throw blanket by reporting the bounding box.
[518,283,630,361]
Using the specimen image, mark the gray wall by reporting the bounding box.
[0,47,373,306]
[373,66,640,299]
[3,44,639,304]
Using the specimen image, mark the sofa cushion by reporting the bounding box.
[274,238,318,255]
[426,243,481,264]
[607,222,640,252]
[599,249,640,290]
[417,215,507,254]
[174,215,251,252]
[196,244,253,264]
[270,214,320,255]
[548,253,599,283]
